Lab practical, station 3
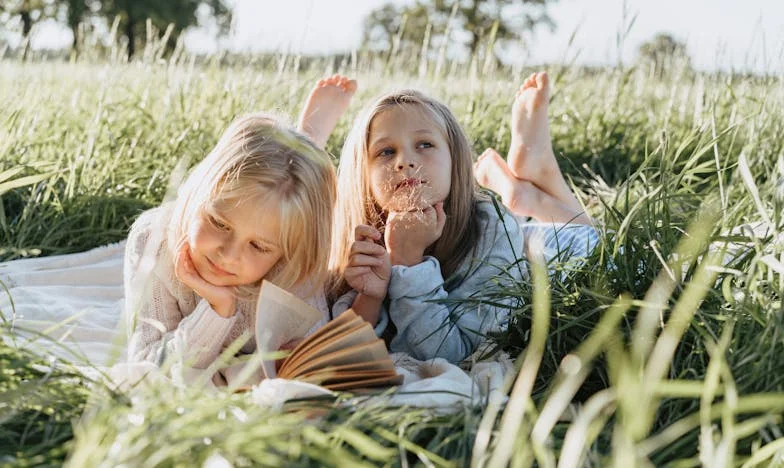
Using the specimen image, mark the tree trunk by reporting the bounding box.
[70,24,80,57]
[68,0,85,57]
[125,18,136,60]
[20,10,32,61]
[465,1,480,58]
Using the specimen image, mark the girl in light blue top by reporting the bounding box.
[330,71,597,363]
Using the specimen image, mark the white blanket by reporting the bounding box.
[0,243,510,409]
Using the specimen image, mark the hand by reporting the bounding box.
[174,243,237,318]
[344,225,391,300]
[385,202,446,266]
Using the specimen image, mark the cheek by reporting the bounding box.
[369,167,392,200]
[249,254,282,280]
[189,222,217,252]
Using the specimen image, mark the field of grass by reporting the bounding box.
[1,44,783,466]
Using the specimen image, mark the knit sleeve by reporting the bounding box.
[124,208,238,369]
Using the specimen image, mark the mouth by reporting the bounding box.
[206,257,234,277]
[395,178,424,191]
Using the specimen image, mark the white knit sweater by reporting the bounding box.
[124,206,328,369]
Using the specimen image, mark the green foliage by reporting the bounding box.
[0,339,110,465]
[637,32,693,78]
[1,42,784,465]
[102,0,232,59]
[362,0,555,62]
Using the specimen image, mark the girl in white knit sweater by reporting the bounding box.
[126,76,356,370]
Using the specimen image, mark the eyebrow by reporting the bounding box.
[370,129,436,147]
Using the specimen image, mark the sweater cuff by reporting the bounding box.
[388,256,442,299]
[180,299,238,368]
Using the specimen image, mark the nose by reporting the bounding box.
[395,150,417,171]
[218,239,241,265]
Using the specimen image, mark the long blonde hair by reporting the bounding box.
[330,90,484,296]
[168,112,336,296]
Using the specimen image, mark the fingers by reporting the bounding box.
[354,224,381,242]
[175,242,209,294]
[174,243,194,281]
[350,238,386,255]
[349,253,384,268]
[344,266,370,292]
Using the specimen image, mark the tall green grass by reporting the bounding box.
[1,38,783,466]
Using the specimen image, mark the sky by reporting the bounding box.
[9,0,784,74]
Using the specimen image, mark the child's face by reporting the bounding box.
[367,104,452,212]
[187,196,283,288]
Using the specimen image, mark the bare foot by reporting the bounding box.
[474,148,540,218]
[508,72,584,213]
[508,71,557,182]
[475,148,592,224]
[298,74,357,149]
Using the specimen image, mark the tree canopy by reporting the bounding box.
[1,0,231,59]
[637,33,692,77]
[102,0,231,59]
[362,0,556,62]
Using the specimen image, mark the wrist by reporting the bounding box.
[352,293,383,325]
[388,249,424,267]
[211,298,236,318]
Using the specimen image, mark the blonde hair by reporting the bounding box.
[330,90,484,296]
[168,112,336,297]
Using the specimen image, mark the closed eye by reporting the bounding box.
[250,241,272,254]
[208,214,230,231]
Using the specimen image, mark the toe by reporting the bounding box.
[536,72,549,91]
[523,73,537,88]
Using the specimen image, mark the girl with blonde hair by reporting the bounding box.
[329,88,524,363]
[127,76,356,370]
[330,73,597,363]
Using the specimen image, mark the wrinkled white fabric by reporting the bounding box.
[1,242,512,410]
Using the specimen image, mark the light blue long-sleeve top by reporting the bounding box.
[333,201,600,363]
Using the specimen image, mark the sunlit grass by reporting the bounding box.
[1,38,783,466]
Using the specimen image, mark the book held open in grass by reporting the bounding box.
[253,280,403,391]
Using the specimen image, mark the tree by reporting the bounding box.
[362,0,556,62]
[362,2,431,57]
[0,0,59,59]
[59,0,99,55]
[637,33,692,77]
[100,0,231,59]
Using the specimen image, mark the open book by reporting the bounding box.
[252,280,403,391]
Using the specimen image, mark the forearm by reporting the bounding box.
[128,299,238,368]
[389,297,476,361]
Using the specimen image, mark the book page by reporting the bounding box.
[291,339,390,377]
[325,374,405,391]
[278,319,362,377]
[281,324,377,377]
[299,369,398,385]
[298,360,396,379]
[255,280,324,378]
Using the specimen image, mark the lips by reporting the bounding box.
[395,178,424,190]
